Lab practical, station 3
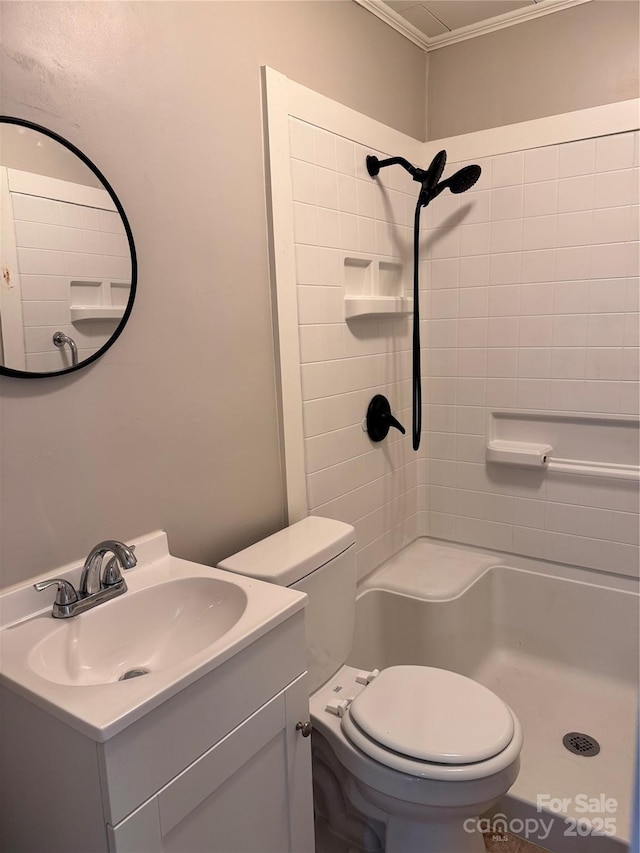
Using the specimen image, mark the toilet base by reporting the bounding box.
[313,732,489,853]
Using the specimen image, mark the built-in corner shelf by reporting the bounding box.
[70,306,124,322]
[343,253,411,320]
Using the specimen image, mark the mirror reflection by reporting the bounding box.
[0,119,135,376]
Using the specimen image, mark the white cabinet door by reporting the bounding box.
[109,675,314,853]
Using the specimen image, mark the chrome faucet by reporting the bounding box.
[34,540,137,618]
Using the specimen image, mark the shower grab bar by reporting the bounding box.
[53,331,78,367]
[486,439,640,482]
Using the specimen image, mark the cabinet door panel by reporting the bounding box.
[162,734,289,853]
[159,690,284,835]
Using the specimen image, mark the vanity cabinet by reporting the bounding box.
[109,674,311,853]
[1,611,314,853]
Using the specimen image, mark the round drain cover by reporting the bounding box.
[563,732,600,756]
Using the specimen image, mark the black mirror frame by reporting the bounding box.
[0,116,137,379]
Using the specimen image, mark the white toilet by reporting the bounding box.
[219,516,522,853]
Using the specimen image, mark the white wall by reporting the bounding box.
[426,0,640,138]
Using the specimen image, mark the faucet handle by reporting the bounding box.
[33,578,79,606]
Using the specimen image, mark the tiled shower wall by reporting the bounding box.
[423,130,640,576]
[289,117,421,579]
[289,119,639,579]
[11,190,130,372]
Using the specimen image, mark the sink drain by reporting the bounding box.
[119,668,149,681]
[563,732,600,756]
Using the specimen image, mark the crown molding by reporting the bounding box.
[353,0,593,52]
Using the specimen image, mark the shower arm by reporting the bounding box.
[366,155,428,184]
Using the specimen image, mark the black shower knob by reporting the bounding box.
[365,395,406,442]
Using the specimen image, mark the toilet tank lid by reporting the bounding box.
[218,516,355,587]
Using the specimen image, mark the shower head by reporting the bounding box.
[418,150,447,204]
[447,164,482,193]
[422,163,482,206]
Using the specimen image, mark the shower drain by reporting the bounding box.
[562,732,600,756]
[119,668,150,681]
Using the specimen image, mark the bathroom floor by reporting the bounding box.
[484,832,550,852]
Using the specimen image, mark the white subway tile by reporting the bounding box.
[459,287,488,318]
[460,222,491,256]
[591,242,634,279]
[429,226,461,259]
[488,316,520,347]
[460,254,490,287]
[458,318,488,348]
[624,313,639,346]
[551,347,586,379]
[313,128,336,170]
[490,252,521,285]
[558,138,596,178]
[487,348,518,378]
[554,247,591,282]
[336,173,358,214]
[289,119,314,162]
[522,215,556,251]
[488,284,520,317]
[291,159,316,204]
[513,526,547,558]
[456,377,486,406]
[620,381,640,414]
[524,146,559,183]
[588,278,629,314]
[430,258,459,289]
[456,405,485,434]
[317,208,341,248]
[548,379,585,411]
[293,202,317,245]
[520,282,554,316]
[583,380,621,413]
[521,249,555,283]
[592,206,637,244]
[519,315,553,347]
[557,175,595,213]
[357,217,376,254]
[556,211,593,247]
[490,219,522,254]
[594,169,639,209]
[551,313,587,346]
[587,313,626,346]
[316,167,339,210]
[457,348,487,377]
[356,180,376,219]
[491,186,524,220]
[516,379,550,409]
[492,151,524,187]
[518,347,551,378]
[11,192,59,225]
[431,289,459,319]
[585,347,623,380]
[335,136,356,175]
[596,133,636,172]
[339,213,359,251]
[486,378,517,407]
[462,190,491,223]
[523,181,558,217]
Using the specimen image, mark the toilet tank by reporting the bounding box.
[218,517,356,692]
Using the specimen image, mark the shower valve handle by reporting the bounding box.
[365,395,406,442]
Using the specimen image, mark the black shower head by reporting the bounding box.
[447,164,482,193]
[422,162,482,205]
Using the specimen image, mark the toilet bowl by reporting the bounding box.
[218,517,522,853]
[310,664,522,853]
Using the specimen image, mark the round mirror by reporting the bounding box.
[0,117,136,377]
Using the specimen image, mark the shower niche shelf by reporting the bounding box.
[343,254,410,320]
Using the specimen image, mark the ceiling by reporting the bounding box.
[355,0,591,50]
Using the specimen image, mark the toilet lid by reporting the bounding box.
[347,666,514,764]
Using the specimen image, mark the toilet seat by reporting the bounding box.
[339,665,519,782]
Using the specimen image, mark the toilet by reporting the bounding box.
[219,516,522,853]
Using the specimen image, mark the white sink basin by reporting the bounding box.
[28,576,248,686]
[0,531,306,740]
